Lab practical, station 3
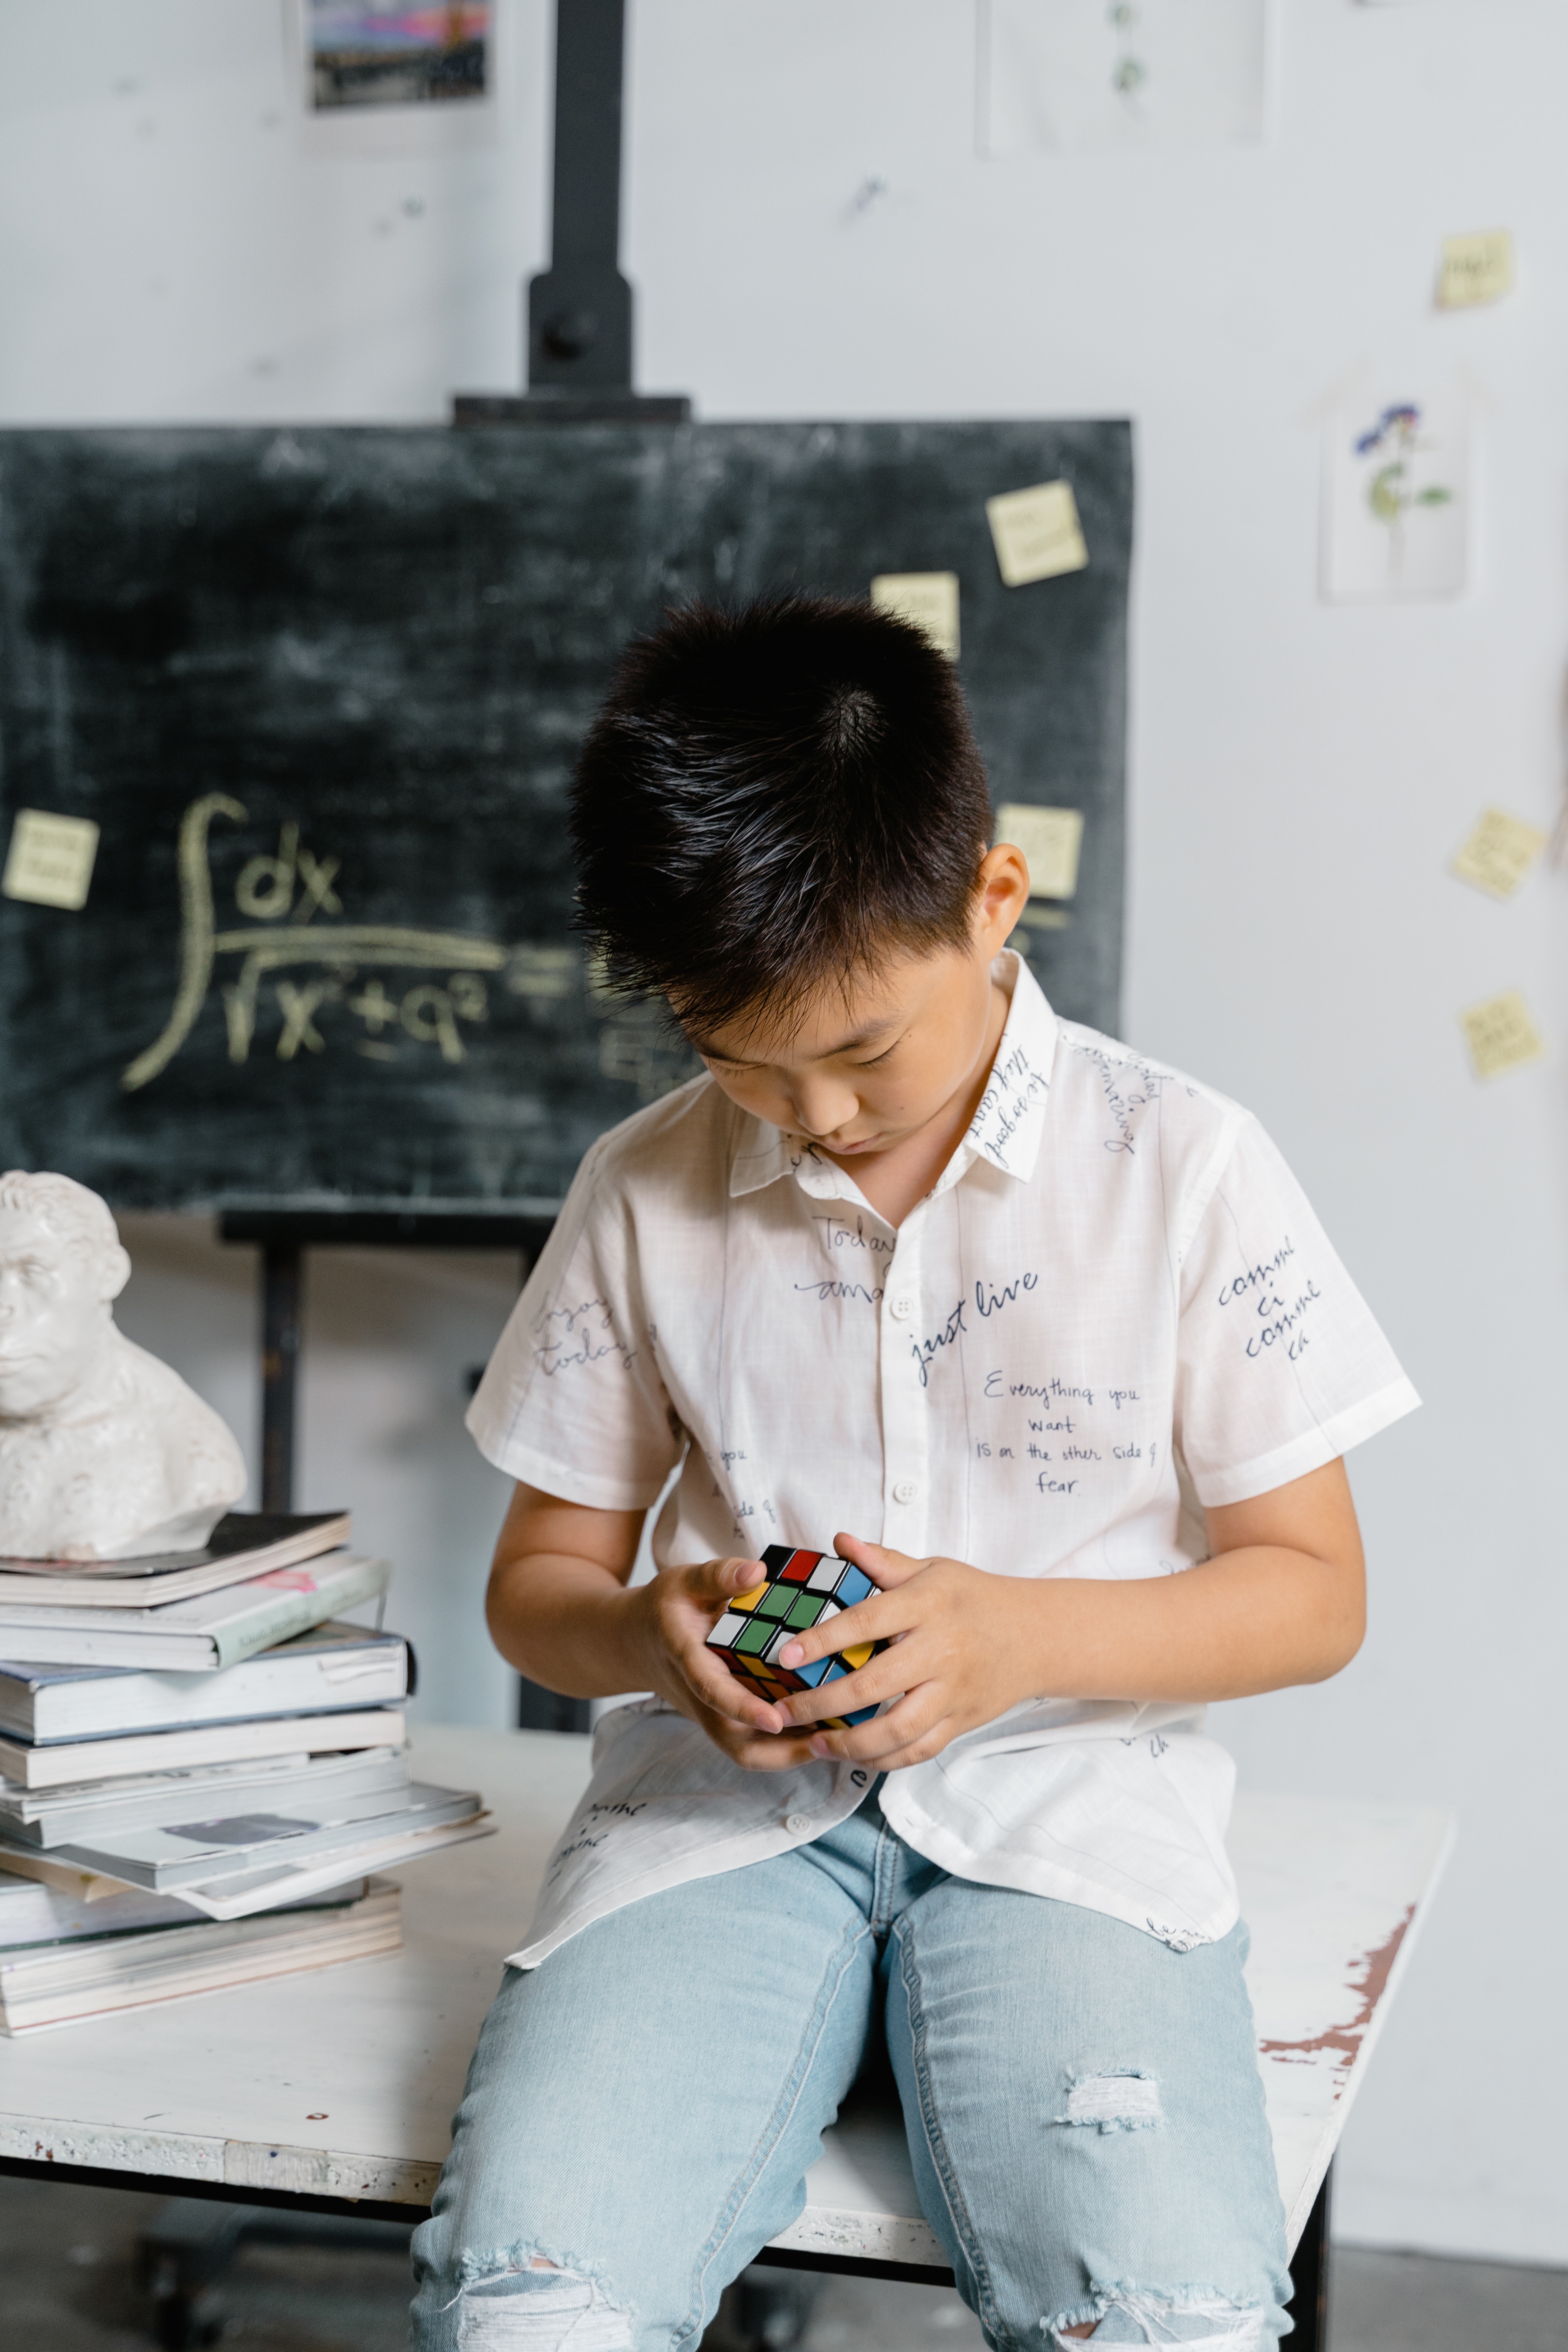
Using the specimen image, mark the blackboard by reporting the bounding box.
[0,421,1132,1212]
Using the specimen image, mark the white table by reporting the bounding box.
[0,1727,1452,2318]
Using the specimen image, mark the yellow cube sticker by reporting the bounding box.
[869,572,960,660]
[1,810,100,911]
[985,479,1088,588]
[1459,989,1544,1080]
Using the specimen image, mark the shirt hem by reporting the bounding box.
[1190,1375,1422,1510]
[502,1806,862,1969]
[878,1787,1240,1952]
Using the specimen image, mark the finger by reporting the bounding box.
[773,1586,913,1672]
[824,1716,957,1773]
[801,1692,948,1767]
[727,1726,827,1773]
[681,1644,787,1735]
[777,1650,908,1728]
[833,1534,924,1590]
[688,1554,767,1607]
[682,1686,814,1768]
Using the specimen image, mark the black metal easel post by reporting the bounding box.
[226,1209,582,1732]
[259,1242,302,1514]
[528,0,633,394]
[454,0,689,424]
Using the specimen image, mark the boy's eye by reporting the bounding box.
[857,1043,898,1069]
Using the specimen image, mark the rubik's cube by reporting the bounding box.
[705,1544,886,1730]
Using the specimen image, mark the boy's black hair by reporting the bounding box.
[570,593,993,1039]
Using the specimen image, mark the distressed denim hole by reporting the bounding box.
[1049,2285,1269,2350]
[455,2263,633,2351]
[1060,2072,1162,2132]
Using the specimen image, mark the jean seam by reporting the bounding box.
[894,1918,1012,2351]
[673,1915,874,2351]
[869,1817,898,1935]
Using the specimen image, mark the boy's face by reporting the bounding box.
[682,846,1029,1173]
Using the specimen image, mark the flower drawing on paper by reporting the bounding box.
[1352,404,1454,581]
[1108,3,1147,108]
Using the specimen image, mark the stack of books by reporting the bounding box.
[0,1512,488,2032]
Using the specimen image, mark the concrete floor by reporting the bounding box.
[2,2175,1565,2350]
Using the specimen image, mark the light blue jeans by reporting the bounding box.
[411,1783,1290,2352]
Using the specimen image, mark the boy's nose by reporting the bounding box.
[789,1079,860,1140]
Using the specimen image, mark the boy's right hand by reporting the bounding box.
[632,1558,825,1771]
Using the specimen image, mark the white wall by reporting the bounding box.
[1,0,1563,2266]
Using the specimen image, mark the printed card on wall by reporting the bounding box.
[1321,393,1470,604]
[978,0,1272,156]
[305,3,491,110]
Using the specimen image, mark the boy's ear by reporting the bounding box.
[973,843,1031,952]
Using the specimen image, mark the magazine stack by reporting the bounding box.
[0,1511,487,2032]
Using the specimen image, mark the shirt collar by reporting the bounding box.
[728,952,1058,1201]
[958,952,1057,1184]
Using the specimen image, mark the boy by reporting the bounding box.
[412,596,1417,2352]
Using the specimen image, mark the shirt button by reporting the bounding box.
[785,1812,814,1836]
[892,1479,918,1505]
[888,1296,914,1321]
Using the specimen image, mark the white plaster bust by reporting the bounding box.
[0,1172,247,1560]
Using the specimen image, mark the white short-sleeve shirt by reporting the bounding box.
[469,955,1418,1964]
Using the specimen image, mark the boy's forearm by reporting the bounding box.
[486,1552,653,1700]
[1011,1543,1365,1705]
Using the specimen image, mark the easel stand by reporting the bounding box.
[454,0,689,427]
[218,1207,580,1734]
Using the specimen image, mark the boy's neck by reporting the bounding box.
[817,974,1013,1229]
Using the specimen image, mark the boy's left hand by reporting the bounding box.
[774,1533,1044,1769]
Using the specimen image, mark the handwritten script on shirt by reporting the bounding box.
[1217,1238,1322,1363]
[534,1296,637,1377]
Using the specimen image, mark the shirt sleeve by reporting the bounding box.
[1174,1115,1420,1508]
[464,1139,683,1512]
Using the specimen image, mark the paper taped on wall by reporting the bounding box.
[1437,232,1514,310]
[996,805,1085,901]
[2,812,100,912]
[1321,392,1469,604]
[978,0,1271,156]
[869,573,960,659]
[1459,990,1544,1081]
[1449,810,1546,901]
[986,481,1088,587]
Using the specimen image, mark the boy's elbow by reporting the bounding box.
[1307,1556,1366,1682]
[484,1554,539,1675]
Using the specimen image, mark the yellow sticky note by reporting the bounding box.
[985,480,1088,588]
[1459,989,1544,1080]
[869,572,960,659]
[1,810,100,911]
[1449,808,1546,901]
[1438,231,1514,309]
[996,803,1084,901]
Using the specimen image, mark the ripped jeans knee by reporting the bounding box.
[437,2258,633,2352]
[1050,2284,1274,2350]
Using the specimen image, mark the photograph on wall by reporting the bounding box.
[305,3,492,111]
[978,0,1272,155]
[1320,392,1470,603]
